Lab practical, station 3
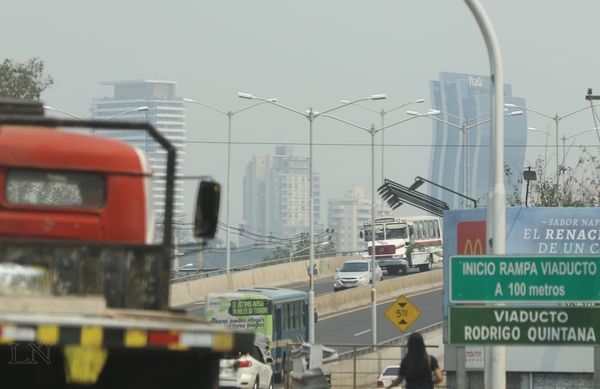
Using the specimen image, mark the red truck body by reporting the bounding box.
[0,101,246,389]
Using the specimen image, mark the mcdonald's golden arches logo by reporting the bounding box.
[463,238,484,254]
[457,221,486,254]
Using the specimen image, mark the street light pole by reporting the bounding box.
[505,103,600,190]
[407,110,522,208]
[340,99,425,214]
[238,93,386,344]
[43,105,84,120]
[318,112,432,345]
[101,106,149,121]
[184,98,273,275]
[369,123,376,347]
[45,105,149,132]
[529,126,600,187]
[464,1,506,388]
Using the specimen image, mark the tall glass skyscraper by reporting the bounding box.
[91,80,187,241]
[429,72,528,209]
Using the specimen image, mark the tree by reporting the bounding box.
[507,147,600,207]
[0,58,54,99]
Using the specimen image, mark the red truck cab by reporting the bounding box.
[0,125,153,243]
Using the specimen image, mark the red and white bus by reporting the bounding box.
[360,216,443,274]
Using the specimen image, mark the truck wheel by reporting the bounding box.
[418,257,433,272]
[388,266,399,275]
[400,265,409,275]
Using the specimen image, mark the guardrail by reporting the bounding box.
[171,250,364,283]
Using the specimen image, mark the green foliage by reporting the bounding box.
[0,58,54,99]
[506,148,600,207]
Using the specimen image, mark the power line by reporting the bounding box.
[184,140,599,148]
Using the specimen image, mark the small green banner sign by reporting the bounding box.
[449,307,600,345]
[228,299,272,316]
[450,256,600,303]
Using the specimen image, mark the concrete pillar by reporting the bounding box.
[456,346,466,389]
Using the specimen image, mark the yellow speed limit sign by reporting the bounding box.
[385,295,421,333]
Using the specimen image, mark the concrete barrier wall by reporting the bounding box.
[323,326,445,388]
[315,269,443,317]
[170,255,356,307]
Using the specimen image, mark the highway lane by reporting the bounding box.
[184,265,429,317]
[285,264,432,295]
[316,288,443,347]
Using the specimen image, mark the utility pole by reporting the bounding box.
[586,88,600,389]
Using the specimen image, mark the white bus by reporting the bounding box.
[360,216,443,274]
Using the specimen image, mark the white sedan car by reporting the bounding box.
[334,259,383,292]
[376,365,399,388]
[219,345,274,389]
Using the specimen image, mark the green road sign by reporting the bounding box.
[449,255,600,303]
[449,306,600,345]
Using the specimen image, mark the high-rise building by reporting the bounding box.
[242,146,320,245]
[429,72,528,208]
[327,187,392,254]
[90,80,187,241]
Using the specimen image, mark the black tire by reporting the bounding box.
[419,256,434,272]
[388,266,399,275]
[400,265,409,275]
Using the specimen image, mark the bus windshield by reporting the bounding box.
[385,223,408,240]
[364,224,384,241]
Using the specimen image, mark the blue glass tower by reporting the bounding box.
[429,72,528,208]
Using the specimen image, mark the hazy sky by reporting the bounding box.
[5,1,600,241]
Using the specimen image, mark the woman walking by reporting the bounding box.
[387,332,443,388]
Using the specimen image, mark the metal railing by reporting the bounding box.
[334,321,443,361]
[321,322,445,389]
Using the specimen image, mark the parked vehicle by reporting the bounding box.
[220,345,274,389]
[333,259,383,292]
[376,365,400,388]
[360,216,443,275]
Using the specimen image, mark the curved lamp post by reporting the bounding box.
[237,92,386,343]
[463,0,506,387]
[102,106,148,121]
[43,105,84,120]
[184,97,276,275]
[340,98,426,214]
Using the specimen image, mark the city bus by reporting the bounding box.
[204,287,309,380]
[360,216,443,275]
